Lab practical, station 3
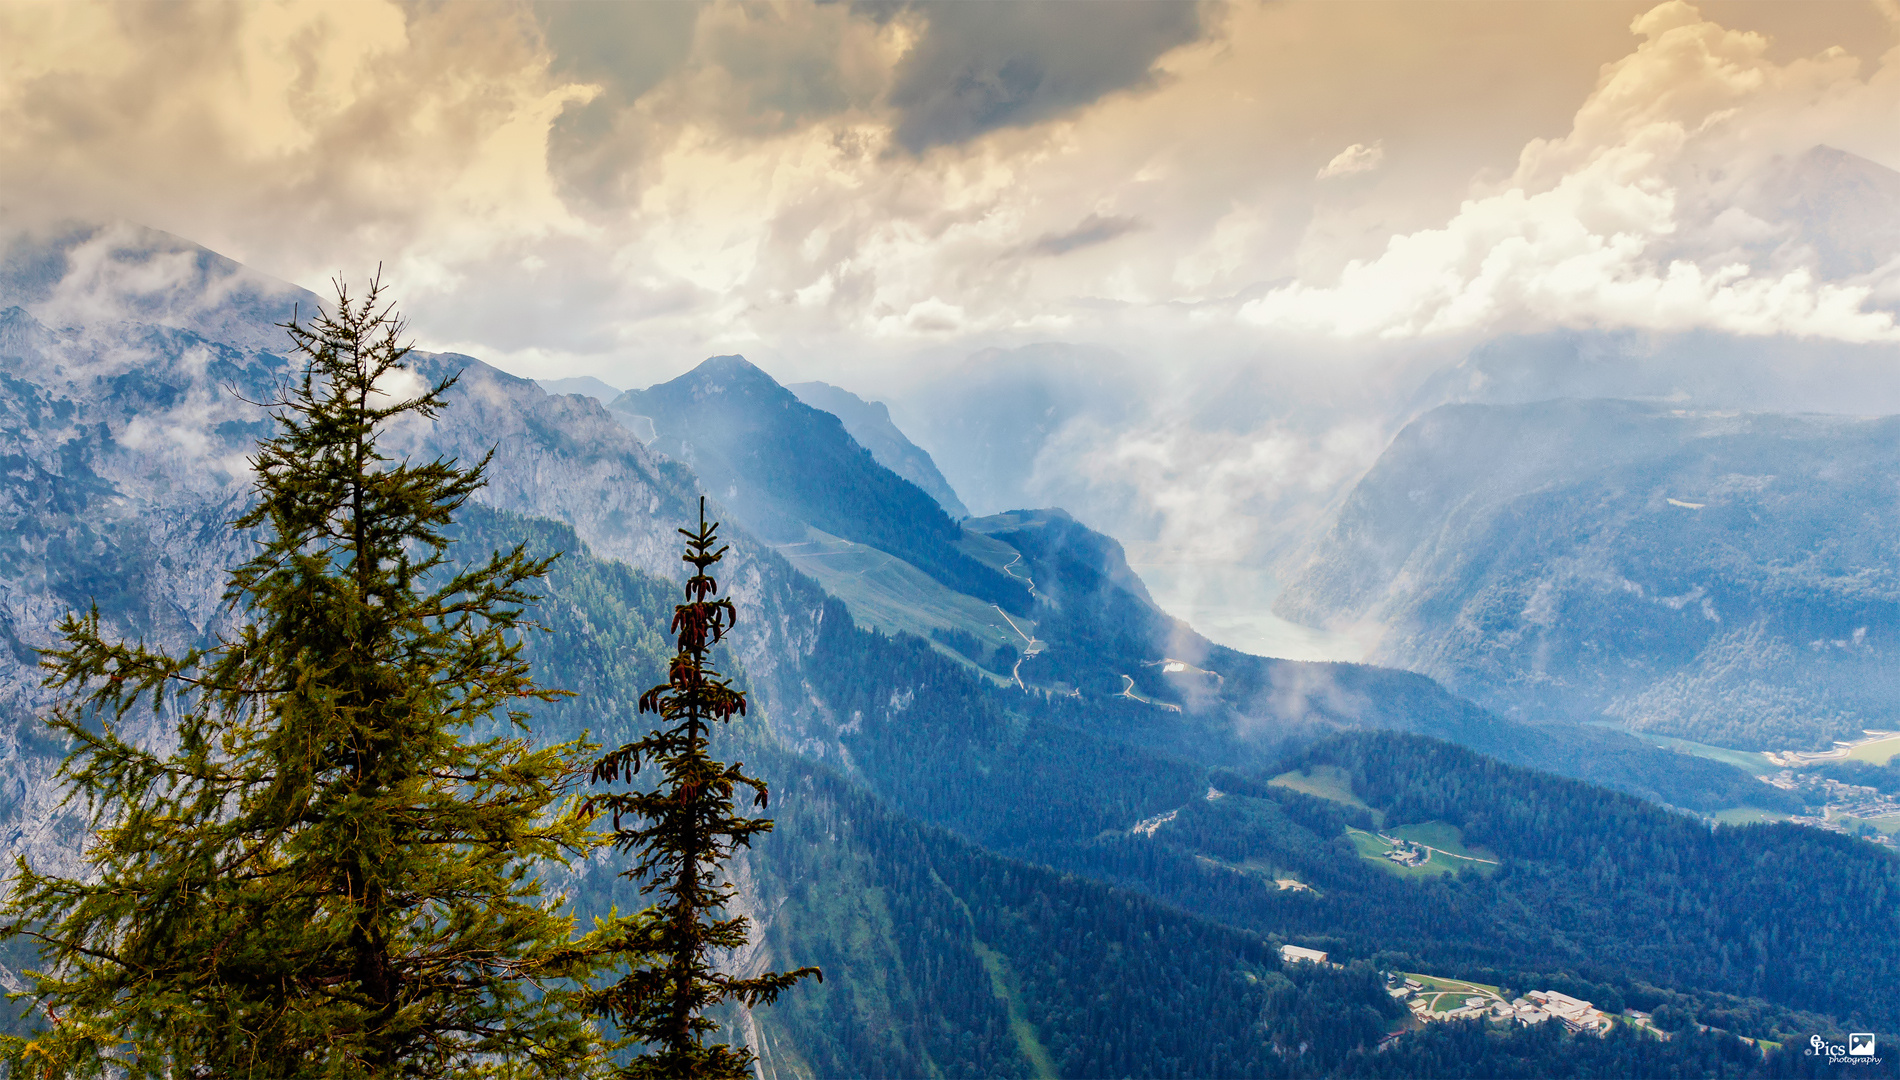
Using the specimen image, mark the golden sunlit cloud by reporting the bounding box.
[1245,2,1900,342]
[3,0,1898,386]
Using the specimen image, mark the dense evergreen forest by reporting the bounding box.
[456,506,1413,1077]
[790,588,1900,1040]
[0,502,1799,1073]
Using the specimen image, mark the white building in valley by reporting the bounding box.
[1516,990,1610,1034]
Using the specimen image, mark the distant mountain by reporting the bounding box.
[535,375,621,402]
[1407,327,1900,421]
[885,343,1136,518]
[787,380,969,517]
[1278,398,1900,750]
[608,355,1030,613]
[1,218,311,352]
[1746,144,1900,280]
[956,510,1791,814]
[535,367,1806,818]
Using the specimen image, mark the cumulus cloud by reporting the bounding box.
[0,3,594,296]
[1317,142,1384,180]
[1243,2,1900,342]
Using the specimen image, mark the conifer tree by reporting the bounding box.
[578,500,819,1079]
[0,279,603,1078]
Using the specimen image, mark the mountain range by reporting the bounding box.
[1277,398,1900,751]
[0,220,1896,1073]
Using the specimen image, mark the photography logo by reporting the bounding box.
[1809,1033,1880,1065]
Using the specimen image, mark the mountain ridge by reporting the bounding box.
[787,378,969,517]
[610,355,1031,614]
[1278,397,1900,750]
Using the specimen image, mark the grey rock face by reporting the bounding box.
[0,230,867,930]
[1279,399,1900,750]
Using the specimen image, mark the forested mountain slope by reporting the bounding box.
[1277,399,1900,750]
[609,355,1026,612]
[787,599,1900,1039]
[609,360,1792,814]
[468,506,1407,1078]
[475,502,1883,1072]
[787,379,969,517]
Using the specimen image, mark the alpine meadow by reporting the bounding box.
[4,2,1900,1078]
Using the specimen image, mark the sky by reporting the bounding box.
[6,0,1900,394]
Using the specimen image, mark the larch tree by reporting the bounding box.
[577,500,820,1079]
[0,278,605,1078]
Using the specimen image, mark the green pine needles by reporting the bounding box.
[0,279,602,1077]
[576,498,820,1080]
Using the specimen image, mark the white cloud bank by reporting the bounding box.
[1243,2,1900,343]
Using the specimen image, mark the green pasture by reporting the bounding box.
[1588,723,1775,775]
[1272,766,1384,825]
[1846,733,1900,766]
[776,529,1026,683]
[1347,823,1497,879]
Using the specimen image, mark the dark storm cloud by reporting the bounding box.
[886,1,1209,154]
[532,2,892,204]
[534,2,698,96]
[533,2,699,204]
[1028,213,1143,256]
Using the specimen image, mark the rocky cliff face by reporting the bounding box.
[0,295,285,882]
[0,224,880,926]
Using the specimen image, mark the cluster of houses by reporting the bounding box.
[1385,976,1612,1035]
[1385,840,1427,867]
[1280,950,1617,1039]
[1511,990,1612,1033]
